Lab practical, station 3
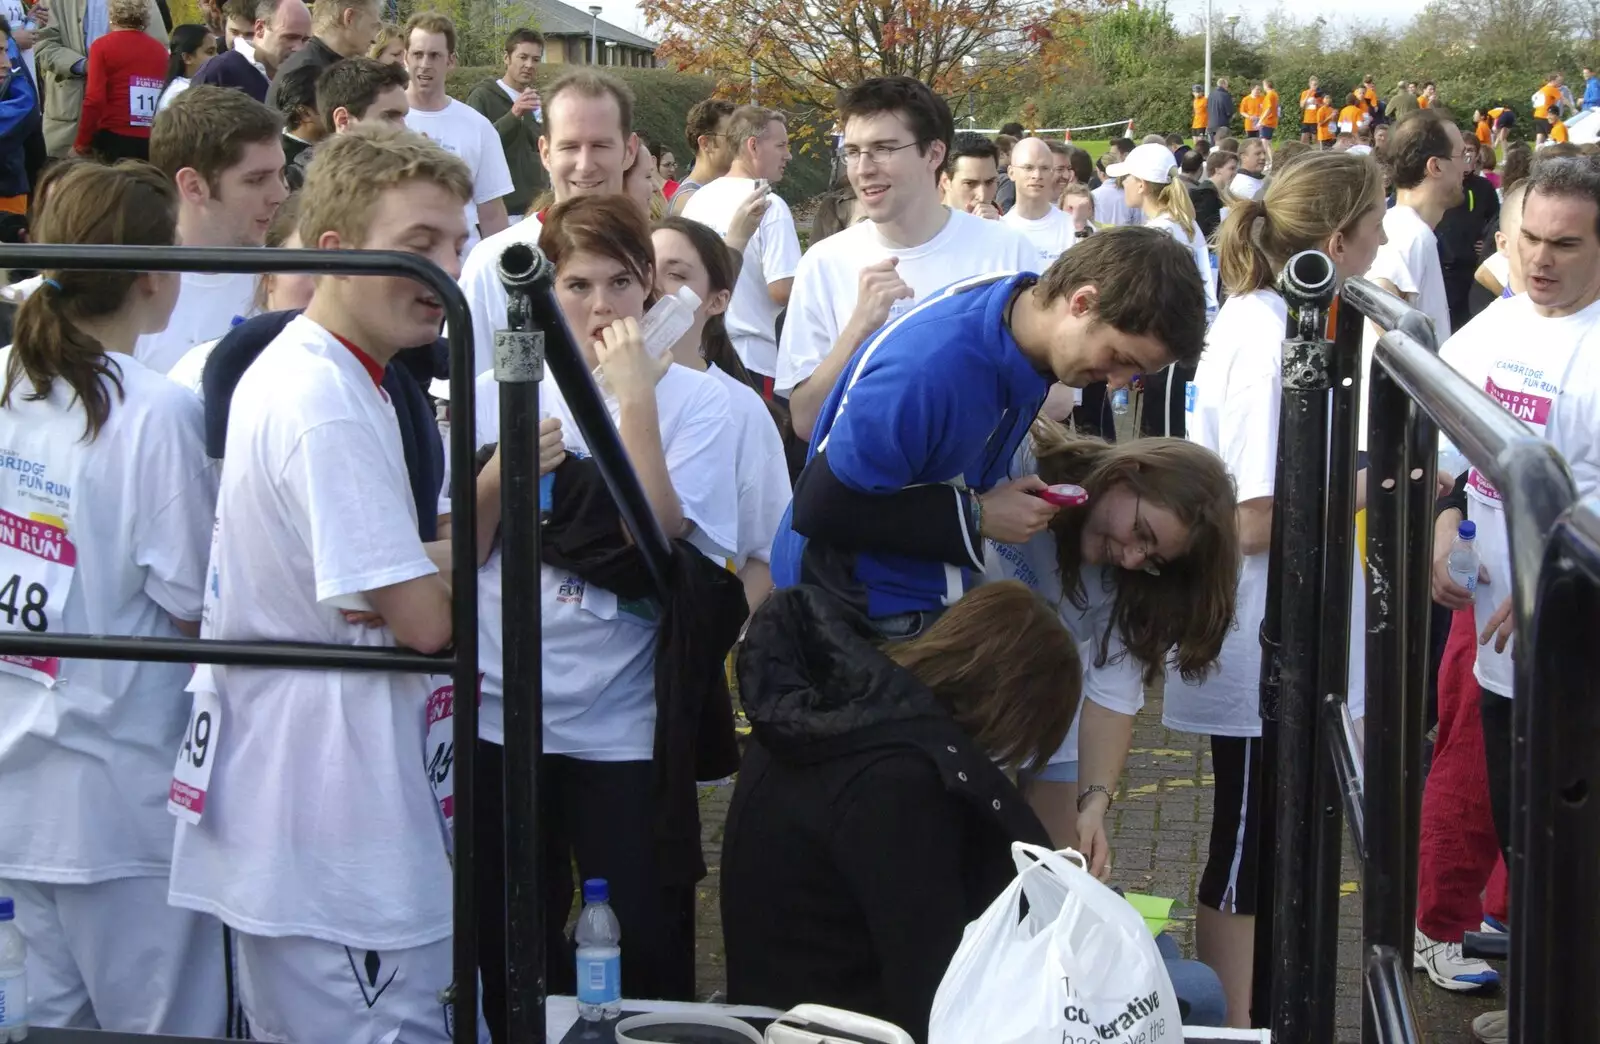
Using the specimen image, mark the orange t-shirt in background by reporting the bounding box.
[1476,119,1492,144]
[1262,89,1280,127]
[1192,95,1208,130]
[1300,89,1319,122]
[1418,95,1432,109]
[1240,94,1261,132]
[1316,105,1336,141]
[1551,119,1570,143]
[1535,84,1561,119]
[1338,104,1363,133]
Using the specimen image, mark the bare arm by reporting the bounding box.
[617,391,688,538]
[767,276,793,308]
[1238,495,1274,556]
[476,198,510,239]
[788,322,871,441]
[738,558,774,617]
[365,573,452,653]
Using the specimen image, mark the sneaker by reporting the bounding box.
[1471,1009,1508,1043]
[1480,914,1508,934]
[1414,927,1501,991]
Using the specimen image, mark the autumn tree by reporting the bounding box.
[644,0,1103,135]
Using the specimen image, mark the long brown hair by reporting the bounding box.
[886,580,1082,772]
[3,162,178,440]
[1031,422,1240,684]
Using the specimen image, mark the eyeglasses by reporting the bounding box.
[1129,493,1165,576]
[842,141,922,165]
[1011,164,1050,174]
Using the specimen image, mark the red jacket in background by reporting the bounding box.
[76,28,168,151]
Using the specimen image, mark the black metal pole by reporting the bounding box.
[1304,288,1365,1044]
[0,244,484,1044]
[1363,946,1423,1044]
[1361,361,1410,1044]
[1260,250,1337,1041]
[1517,501,1600,1044]
[517,269,674,598]
[496,244,549,1044]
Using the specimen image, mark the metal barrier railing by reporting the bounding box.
[0,242,674,1044]
[1252,259,1586,1044]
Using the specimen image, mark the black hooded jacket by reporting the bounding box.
[722,586,1050,1041]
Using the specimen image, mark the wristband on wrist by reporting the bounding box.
[1077,783,1113,813]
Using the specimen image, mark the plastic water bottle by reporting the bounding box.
[0,897,27,1042]
[1447,520,1480,594]
[575,879,622,1021]
[1111,387,1130,415]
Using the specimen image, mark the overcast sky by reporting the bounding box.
[593,0,1438,50]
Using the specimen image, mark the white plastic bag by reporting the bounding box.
[929,843,1182,1044]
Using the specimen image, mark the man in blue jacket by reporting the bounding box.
[0,16,39,210]
[1583,66,1600,111]
[772,226,1206,636]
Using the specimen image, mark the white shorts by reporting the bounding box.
[0,875,228,1035]
[235,931,490,1043]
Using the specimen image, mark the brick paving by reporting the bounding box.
[693,687,1504,1043]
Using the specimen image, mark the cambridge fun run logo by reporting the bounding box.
[1057,982,1172,1044]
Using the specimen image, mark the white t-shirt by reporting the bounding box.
[0,350,214,883]
[1230,171,1265,200]
[1439,293,1600,698]
[1092,180,1142,227]
[166,338,219,397]
[1178,289,1367,734]
[457,213,544,386]
[157,75,191,110]
[405,98,516,258]
[984,533,1144,766]
[774,208,1035,397]
[134,272,257,377]
[707,363,789,569]
[1001,204,1078,268]
[168,316,453,951]
[472,365,738,755]
[1148,213,1218,316]
[1361,205,1451,447]
[680,176,803,378]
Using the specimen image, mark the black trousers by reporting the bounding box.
[90,129,149,163]
[1480,687,1515,867]
[474,740,695,1042]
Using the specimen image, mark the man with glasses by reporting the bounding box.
[667,96,734,216]
[775,75,1034,441]
[1002,136,1076,266]
[1436,133,1500,332]
[1359,109,1465,446]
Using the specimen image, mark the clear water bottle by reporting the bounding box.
[575,878,622,1022]
[1447,520,1480,594]
[1111,387,1130,415]
[0,896,27,1042]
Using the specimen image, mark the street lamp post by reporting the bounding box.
[1203,0,1212,94]
[588,4,601,64]
[604,38,615,66]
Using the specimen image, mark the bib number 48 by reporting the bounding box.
[0,574,49,632]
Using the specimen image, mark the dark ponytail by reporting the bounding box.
[653,216,783,425]
[165,24,211,89]
[2,162,179,441]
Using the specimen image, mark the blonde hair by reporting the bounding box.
[109,0,150,30]
[368,21,403,58]
[299,126,472,248]
[1143,174,1197,234]
[312,0,375,33]
[1216,150,1385,297]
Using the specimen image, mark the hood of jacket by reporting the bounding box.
[737,586,954,756]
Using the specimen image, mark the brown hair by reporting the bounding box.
[544,68,634,141]
[1034,226,1207,367]
[3,163,179,440]
[253,193,303,311]
[886,580,1082,772]
[539,194,654,290]
[299,126,472,248]
[1217,151,1385,297]
[1030,424,1240,684]
[311,0,375,33]
[402,10,454,54]
[724,105,785,160]
[109,0,149,30]
[684,97,734,158]
[316,55,408,134]
[1388,109,1457,189]
[1500,143,1534,195]
[150,86,283,191]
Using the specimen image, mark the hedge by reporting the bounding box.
[445,66,833,204]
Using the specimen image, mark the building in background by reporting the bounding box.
[529,0,658,66]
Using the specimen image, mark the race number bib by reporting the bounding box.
[168,678,221,825]
[426,673,483,836]
[129,76,162,128]
[0,507,75,687]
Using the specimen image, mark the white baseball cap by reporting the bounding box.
[1105,142,1180,184]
